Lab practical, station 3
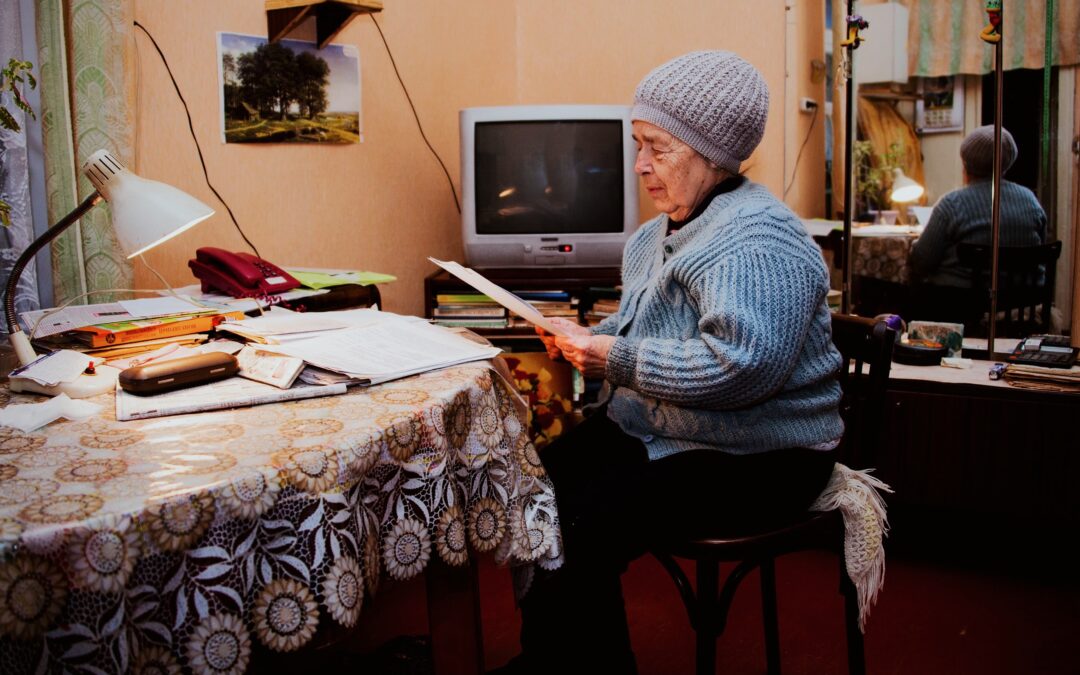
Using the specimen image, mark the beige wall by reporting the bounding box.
[131,0,824,316]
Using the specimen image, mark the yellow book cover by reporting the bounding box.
[72,311,245,347]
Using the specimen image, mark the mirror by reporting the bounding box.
[827,2,1069,347]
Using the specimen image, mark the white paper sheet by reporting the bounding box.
[7,350,97,386]
[0,394,103,432]
[428,258,569,336]
[256,314,501,384]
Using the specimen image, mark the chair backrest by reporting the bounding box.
[956,241,1062,336]
[829,314,896,467]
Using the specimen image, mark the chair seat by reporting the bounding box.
[662,509,843,562]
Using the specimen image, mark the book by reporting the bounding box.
[427,259,571,336]
[433,306,507,318]
[72,310,246,348]
[435,293,494,304]
[431,318,509,329]
[115,377,347,421]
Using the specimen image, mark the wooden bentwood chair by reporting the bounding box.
[956,240,1062,337]
[650,314,896,675]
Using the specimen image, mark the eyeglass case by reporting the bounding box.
[119,352,239,395]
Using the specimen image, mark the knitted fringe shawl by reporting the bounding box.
[811,462,893,632]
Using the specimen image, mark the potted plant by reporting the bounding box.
[853,140,903,223]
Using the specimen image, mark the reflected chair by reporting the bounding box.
[956,240,1062,337]
[650,314,895,675]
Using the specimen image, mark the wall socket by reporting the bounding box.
[799,97,819,113]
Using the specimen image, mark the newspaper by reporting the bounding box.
[115,377,346,421]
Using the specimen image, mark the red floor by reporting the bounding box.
[296,543,1078,674]
[479,550,1079,675]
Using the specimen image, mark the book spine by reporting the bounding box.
[433,306,507,317]
[117,383,347,421]
[80,312,244,347]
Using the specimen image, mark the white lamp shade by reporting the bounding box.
[83,150,214,258]
[889,167,925,204]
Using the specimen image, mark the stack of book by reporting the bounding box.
[584,296,620,326]
[431,292,509,329]
[26,304,246,363]
[507,290,579,329]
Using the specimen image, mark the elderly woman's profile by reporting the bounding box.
[490,51,844,675]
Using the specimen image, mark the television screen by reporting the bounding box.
[474,120,625,236]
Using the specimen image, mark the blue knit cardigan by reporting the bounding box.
[593,179,843,460]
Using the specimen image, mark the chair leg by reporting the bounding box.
[841,573,866,675]
[695,559,719,675]
[760,558,782,675]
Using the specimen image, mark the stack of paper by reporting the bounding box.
[255,310,501,385]
[1002,363,1080,393]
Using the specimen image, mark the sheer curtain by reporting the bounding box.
[905,0,1079,77]
[0,1,42,323]
[35,0,135,309]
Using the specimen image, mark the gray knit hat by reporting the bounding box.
[961,124,1017,178]
[632,50,769,173]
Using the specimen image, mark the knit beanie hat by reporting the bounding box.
[632,51,769,173]
[961,124,1017,178]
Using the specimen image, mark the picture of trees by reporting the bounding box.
[219,33,361,144]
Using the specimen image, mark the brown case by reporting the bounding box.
[118,352,240,396]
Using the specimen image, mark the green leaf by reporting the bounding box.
[0,106,20,133]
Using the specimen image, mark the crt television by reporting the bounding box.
[460,105,639,268]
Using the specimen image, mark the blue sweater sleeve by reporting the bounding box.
[606,249,822,409]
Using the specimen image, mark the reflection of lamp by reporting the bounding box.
[4,149,214,398]
[888,167,924,203]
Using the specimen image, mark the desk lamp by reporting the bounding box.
[889,167,924,204]
[4,149,214,398]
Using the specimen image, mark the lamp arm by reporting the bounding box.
[4,191,102,335]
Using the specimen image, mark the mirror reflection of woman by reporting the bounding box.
[909,125,1046,288]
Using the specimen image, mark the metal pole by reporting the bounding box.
[987,10,1004,359]
[841,0,859,315]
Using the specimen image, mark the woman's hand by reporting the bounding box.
[553,334,616,378]
[535,317,592,362]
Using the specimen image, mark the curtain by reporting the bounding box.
[905,0,1080,78]
[0,1,42,325]
[35,0,134,308]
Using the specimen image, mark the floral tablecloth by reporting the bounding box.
[0,362,562,674]
[851,234,916,284]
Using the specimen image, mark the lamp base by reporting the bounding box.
[8,366,120,399]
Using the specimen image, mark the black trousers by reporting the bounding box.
[518,411,836,673]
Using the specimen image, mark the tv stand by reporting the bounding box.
[424,266,621,349]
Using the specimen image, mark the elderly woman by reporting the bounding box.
[495,51,843,674]
[908,124,1046,287]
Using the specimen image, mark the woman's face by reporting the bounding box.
[632,120,723,221]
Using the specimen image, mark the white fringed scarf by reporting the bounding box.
[810,462,893,632]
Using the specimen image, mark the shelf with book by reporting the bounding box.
[424,267,621,348]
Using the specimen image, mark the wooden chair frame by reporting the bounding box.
[651,314,895,675]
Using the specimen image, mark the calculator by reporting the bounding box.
[1007,335,1079,369]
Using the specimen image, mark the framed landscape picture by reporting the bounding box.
[218,32,362,144]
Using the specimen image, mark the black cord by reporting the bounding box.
[783,105,819,199]
[133,21,262,259]
[369,15,461,214]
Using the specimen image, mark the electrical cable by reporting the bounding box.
[133,20,263,259]
[369,14,461,214]
[784,105,819,199]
